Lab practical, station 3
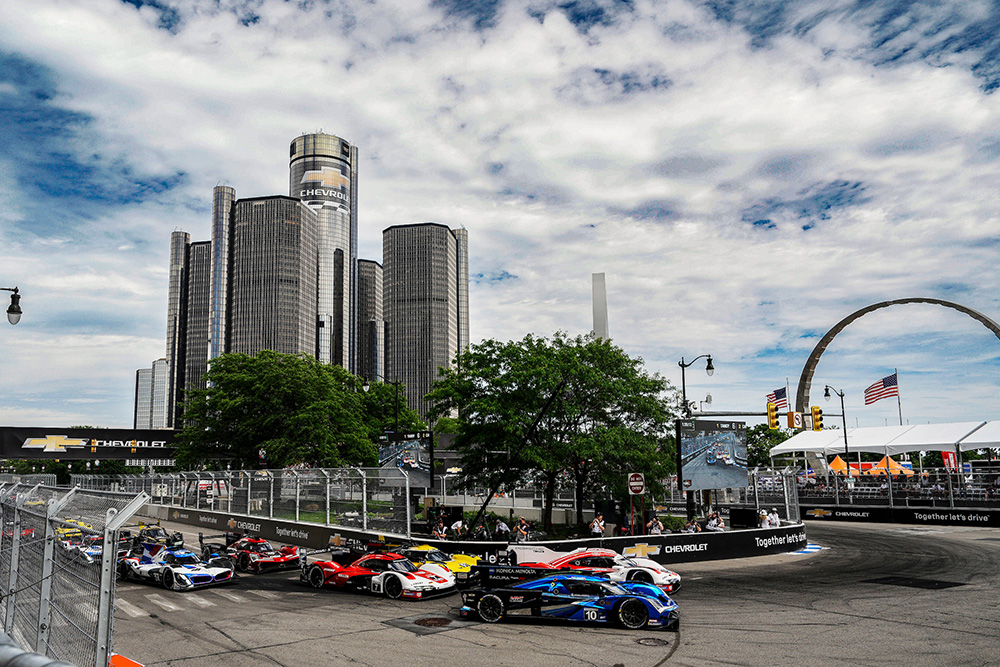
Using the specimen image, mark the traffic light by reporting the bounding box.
[767,402,779,429]
[811,406,824,431]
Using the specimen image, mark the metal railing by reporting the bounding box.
[795,466,1000,509]
[0,483,148,667]
[73,468,412,537]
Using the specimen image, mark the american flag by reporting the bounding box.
[766,387,788,410]
[864,373,899,405]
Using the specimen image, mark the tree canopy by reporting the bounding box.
[175,351,422,469]
[426,332,678,529]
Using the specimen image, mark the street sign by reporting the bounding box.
[628,472,645,495]
[786,411,803,429]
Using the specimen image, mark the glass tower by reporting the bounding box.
[165,230,189,428]
[184,241,212,397]
[209,185,236,361]
[356,259,384,381]
[289,133,358,371]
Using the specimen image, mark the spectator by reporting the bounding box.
[495,518,510,541]
[589,513,606,538]
[683,519,701,533]
[432,520,447,540]
[767,508,780,527]
[758,510,768,528]
[513,517,529,543]
[647,516,664,535]
[450,518,467,539]
[705,512,725,532]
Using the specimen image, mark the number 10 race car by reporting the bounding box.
[460,573,679,630]
[301,549,455,599]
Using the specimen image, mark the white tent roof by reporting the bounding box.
[769,421,993,458]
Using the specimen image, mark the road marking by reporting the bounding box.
[186,594,216,607]
[790,543,823,554]
[213,590,246,603]
[74,602,97,620]
[145,594,183,612]
[247,590,279,599]
[116,599,147,618]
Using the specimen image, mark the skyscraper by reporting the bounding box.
[134,358,168,429]
[383,223,469,417]
[209,185,236,362]
[228,196,319,356]
[289,133,358,371]
[165,231,189,428]
[356,259,384,382]
[184,241,212,396]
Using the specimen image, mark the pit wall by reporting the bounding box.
[143,504,808,566]
[801,505,1000,527]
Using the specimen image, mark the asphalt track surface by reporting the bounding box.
[109,520,1000,666]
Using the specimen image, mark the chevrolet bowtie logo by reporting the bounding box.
[227,519,238,529]
[22,435,89,453]
[300,166,349,188]
[623,543,661,558]
[806,509,832,518]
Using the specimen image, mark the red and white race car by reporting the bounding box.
[301,550,455,599]
[199,532,301,573]
[511,546,682,593]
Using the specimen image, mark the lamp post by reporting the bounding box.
[678,354,714,519]
[699,394,713,412]
[2,287,21,325]
[362,376,401,433]
[824,385,850,481]
[678,355,714,418]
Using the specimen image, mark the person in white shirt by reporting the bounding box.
[767,508,781,527]
[590,513,605,537]
[705,512,724,532]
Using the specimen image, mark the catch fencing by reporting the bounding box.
[0,483,148,667]
[796,466,1000,509]
[72,468,412,537]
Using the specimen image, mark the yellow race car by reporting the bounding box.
[394,544,480,576]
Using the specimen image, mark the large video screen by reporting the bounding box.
[678,419,748,491]
[378,431,433,487]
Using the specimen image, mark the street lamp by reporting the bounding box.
[824,385,850,479]
[2,287,21,325]
[699,393,713,412]
[362,376,401,433]
[678,355,714,418]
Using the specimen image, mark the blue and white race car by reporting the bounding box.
[118,543,235,591]
[460,573,679,630]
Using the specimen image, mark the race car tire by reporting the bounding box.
[307,564,327,589]
[201,547,212,560]
[237,553,250,572]
[162,569,177,591]
[627,570,653,584]
[616,598,648,630]
[118,562,131,582]
[477,594,504,623]
[383,574,403,599]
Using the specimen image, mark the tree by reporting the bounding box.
[426,332,678,529]
[176,351,381,469]
[746,424,793,468]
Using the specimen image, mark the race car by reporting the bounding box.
[119,542,235,591]
[460,573,679,630]
[392,544,480,576]
[199,532,301,573]
[301,549,455,599]
[130,522,184,547]
[512,546,681,593]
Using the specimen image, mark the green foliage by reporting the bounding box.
[176,351,410,469]
[426,331,679,529]
[746,423,793,467]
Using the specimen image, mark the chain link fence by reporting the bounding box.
[73,468,412,536]
[0,483,148,667]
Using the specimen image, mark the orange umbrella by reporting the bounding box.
[829,455,861,476]
[867,455,914,476]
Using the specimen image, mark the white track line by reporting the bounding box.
[247,590,279,600]
[186,594,216,607]
[145,593,183,612]
[116,599,147,618]
[212,590,246,603]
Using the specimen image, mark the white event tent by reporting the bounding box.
[769,421,1000,460]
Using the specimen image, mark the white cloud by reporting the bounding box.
[0,0,998,428]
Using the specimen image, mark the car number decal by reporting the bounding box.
[370,578,382,593]
[584,609,599,621]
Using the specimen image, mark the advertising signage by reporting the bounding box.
[0,427,178,462]
[678,419,748,491]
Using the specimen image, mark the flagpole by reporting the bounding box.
[895,368,902,426]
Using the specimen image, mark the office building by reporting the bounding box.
[165,231,189,428]
[228,196,319,356]
[289,133,358,371]
[134,358,168,429]
[209,185,236,362]
[356,259,384,382]
[383,223,469,417]
[184,241,212,396]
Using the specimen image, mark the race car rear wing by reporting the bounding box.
[462,563,613,588]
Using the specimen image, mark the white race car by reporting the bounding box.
[119,543,235,591]
[511,546,682,593]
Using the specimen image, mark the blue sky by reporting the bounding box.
[1,0,999,429]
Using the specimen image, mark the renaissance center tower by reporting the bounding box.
[289,133,358,370]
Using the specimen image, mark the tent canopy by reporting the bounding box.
[769,421,991,458]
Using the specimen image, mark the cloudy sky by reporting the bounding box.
[2,0,999,430]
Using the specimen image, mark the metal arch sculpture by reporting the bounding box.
[794,298,1000,414]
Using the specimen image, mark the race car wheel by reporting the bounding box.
[477,594,504,623]
[383,574,403,599]
[627,570,653,584]
[118,562,131,582]
[616,598,648,630]
[237,553,250,572]
[308,565,327,589]
[162,569,177,591]
[201,547,212,560]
